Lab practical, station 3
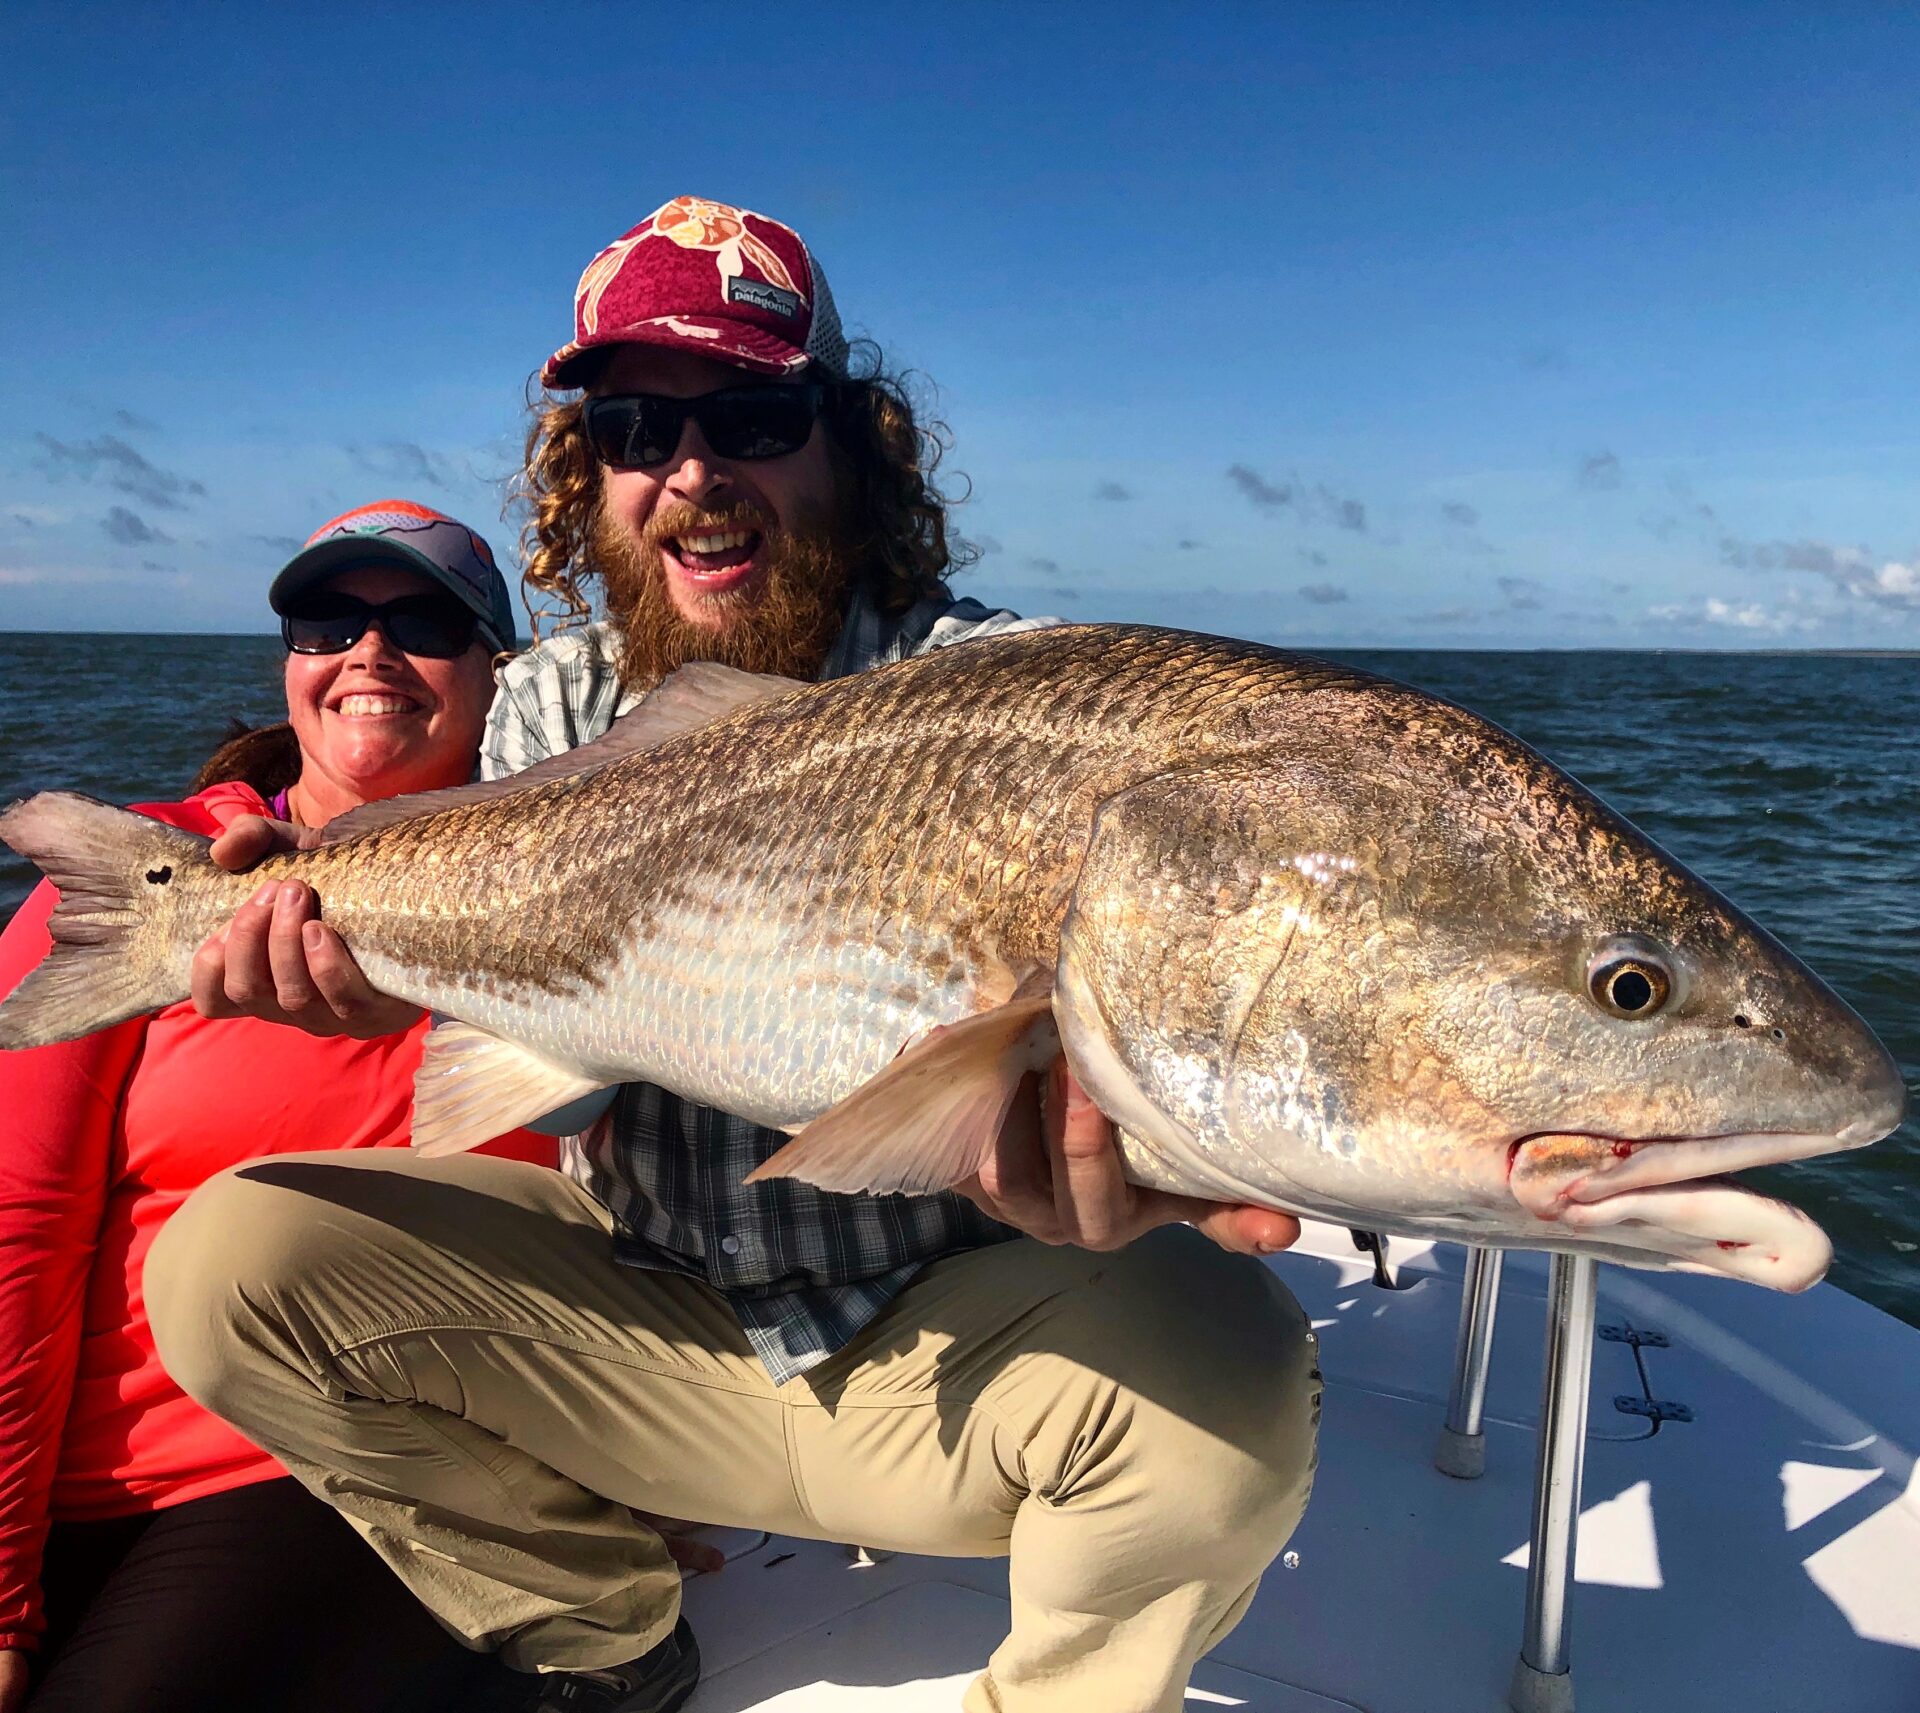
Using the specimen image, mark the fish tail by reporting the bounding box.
[0,792,211,1048]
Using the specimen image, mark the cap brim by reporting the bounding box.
[542,316,815,389]
[269,538,509,649]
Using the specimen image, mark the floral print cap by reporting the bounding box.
[542,195,850,389]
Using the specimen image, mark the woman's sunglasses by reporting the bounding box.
[280,591,481,659]
[583,383,833,471]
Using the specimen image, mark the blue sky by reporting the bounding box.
[3,3,1915,648]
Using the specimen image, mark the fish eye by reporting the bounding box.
[1587,950,1672,1019]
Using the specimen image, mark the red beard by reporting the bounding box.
[592,499,853,691]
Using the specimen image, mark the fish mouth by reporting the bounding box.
[1504,1128,1874,1291]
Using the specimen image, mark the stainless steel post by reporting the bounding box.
[1508,1253,1599,1713]
[1434,1245,1503,1478]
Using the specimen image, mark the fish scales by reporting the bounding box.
[0,624,1904,1288]
[266,631,1327,1089]
[111,628,1825,1069]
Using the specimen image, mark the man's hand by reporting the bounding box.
[191,814,423,1040]
[957,1058,1301,1257]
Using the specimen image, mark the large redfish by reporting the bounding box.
[0,626,1903,1288]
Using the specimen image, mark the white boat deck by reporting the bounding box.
[675,1221,1920,1711]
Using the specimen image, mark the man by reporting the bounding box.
[149,197,1320,1713]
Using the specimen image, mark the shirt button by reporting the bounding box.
[720,1234,742,1256]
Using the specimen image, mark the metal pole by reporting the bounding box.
[1434,1245,1504,1478]
[1508,1253,1599,1713]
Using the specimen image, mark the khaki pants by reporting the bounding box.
[147,1152,1320,1713]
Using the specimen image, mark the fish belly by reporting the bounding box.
[353,892,1012,1132]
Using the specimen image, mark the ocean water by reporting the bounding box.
[1,632,1914,1325]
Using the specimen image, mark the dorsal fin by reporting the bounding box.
[321,662,809,843]
[639,659,811,733]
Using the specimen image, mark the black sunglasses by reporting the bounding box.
[281,590,482,660]
[583,383,833,470]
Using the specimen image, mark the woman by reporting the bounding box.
[0,501,551,1713]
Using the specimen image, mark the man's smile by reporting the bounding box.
[662,528,765,594]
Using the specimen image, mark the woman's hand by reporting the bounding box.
[207,811,316,870]
[957,1058,1301,1257]
[190,815,422,1040]
[0,1647,31,1713]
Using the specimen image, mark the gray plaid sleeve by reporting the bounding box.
[481,624,634,782]
[911,597,1064,657]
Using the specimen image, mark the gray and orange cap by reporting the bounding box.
[269,500,516,653]
[542,194,850,389]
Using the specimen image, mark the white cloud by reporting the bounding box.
[1721,536,1920,610]
[1650,596,1819,635]
[1848,556,1918,606]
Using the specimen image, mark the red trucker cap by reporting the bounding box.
[542,195,851,389]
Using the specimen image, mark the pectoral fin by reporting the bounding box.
[411,1022,607,1157]
[747,985,1061,1195]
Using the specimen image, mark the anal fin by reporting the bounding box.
[746,984,1059,1195]
[412,1022,606,1157]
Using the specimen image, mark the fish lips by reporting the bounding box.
[1505,1127,1882,1292]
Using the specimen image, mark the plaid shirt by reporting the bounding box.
[481,590,1060,1381]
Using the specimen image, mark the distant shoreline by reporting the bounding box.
[2,628,1916,660]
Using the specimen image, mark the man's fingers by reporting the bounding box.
[267,883,322,1013]
[1046,1058,1134,1250]
[1187,1201,1302,1257]
[967,1060,1301,1260]
[1083,1184,1300,1257]
[974,1071,1062,1240]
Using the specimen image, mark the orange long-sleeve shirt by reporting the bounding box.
[0,782,553,1650]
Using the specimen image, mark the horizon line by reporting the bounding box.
[2,626,1915,659]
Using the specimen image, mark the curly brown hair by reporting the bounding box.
[510,341,977,639]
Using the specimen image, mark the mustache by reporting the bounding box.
[590,494,853,692]
[639,502,775,551]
